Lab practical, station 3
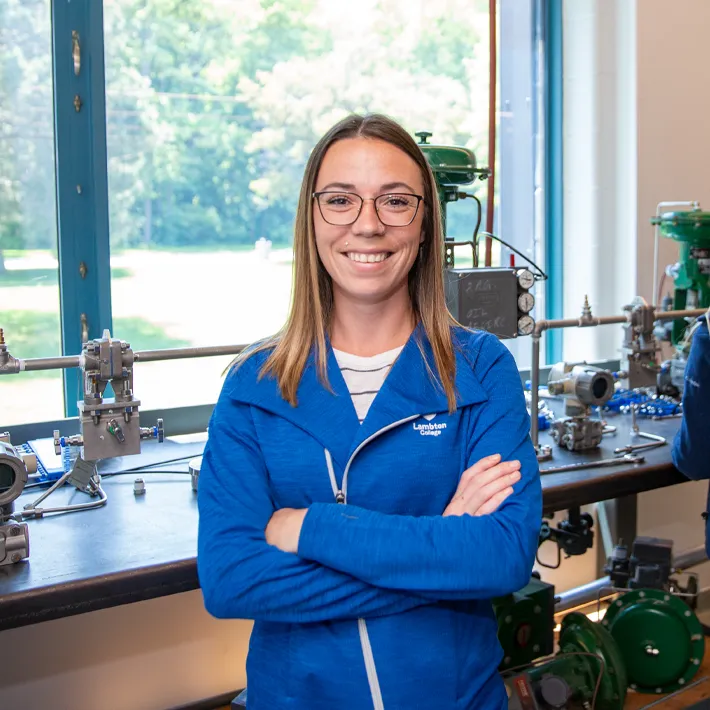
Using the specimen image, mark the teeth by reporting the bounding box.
[347,252,389,263]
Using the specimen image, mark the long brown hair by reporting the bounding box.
[238,113,460,411]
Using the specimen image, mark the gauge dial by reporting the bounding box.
[517,269,535,290]
[517,315,535,336]
[518,292,535,314]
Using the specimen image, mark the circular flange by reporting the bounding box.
[601,588,705,693]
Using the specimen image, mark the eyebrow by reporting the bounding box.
[319,181,418,193]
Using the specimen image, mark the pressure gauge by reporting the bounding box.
[516,269,534,290]
[518,292,535,314]
[0,439,30,508]
[517,315,535,336]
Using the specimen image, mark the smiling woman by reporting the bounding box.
[196,113,542,710]
[313,137,426,350]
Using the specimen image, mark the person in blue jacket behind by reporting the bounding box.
[197,113,542,709]
[672,310,710,553]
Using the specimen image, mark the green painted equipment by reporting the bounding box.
[504,612,627,710]
[416,130,540,338]
[601,588,705,694]
[494,576,556,671]
[652,207,710,344]
[415,130,489,234]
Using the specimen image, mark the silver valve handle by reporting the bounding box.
[139,418,164,442]
[53,429,84,454]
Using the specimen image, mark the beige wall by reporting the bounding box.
[3,2,710,709]
[0,590,252,710]
[554,0,710,598]
[635,0,710,591]
[636,0,710,305]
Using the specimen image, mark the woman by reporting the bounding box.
[197,113,542,709]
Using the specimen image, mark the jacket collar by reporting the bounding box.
[228,325,488,469]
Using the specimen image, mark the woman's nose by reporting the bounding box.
[352,199,385,236]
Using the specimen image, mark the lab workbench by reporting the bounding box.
[0,415,690,633]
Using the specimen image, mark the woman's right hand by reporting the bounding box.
[442,454,521,517]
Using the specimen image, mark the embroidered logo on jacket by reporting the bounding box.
[413,413,447,437]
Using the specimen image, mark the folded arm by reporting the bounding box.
[297,336,543,600]
[197,386,430,624]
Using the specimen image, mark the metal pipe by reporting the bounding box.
[674,544,707,570]
[13,343,248,374]
[533,316,627,336]
[23,356,81,372]
[555,544,708,612]
[8,307,707,379]
[654,307,706,322]
[133,344,246,363]
[528,305,705,449]
[530,334,541,446]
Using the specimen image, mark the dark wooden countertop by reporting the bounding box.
[0,414,690,632]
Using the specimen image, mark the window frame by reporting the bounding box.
[52,0,113,415]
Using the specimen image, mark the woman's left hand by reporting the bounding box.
[265,508,308,553]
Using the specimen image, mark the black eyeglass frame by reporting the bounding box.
[312,190,425,227]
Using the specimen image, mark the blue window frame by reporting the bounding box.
[52,0,112,415]
[542,0,564,363]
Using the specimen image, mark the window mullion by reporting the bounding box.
[543,0,564,363]
[52,0,112,416]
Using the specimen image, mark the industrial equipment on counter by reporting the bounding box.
[0,327,245,564]
[621,298,662,390]
[415,130,490,233]
[540,454,645,475]
[528,297,705,463]
[416,131,543,338]
[652,202,710,345]
[604,388,682,418]
[546,362,615,452]
[0,432,32,566]
[504,612,627,710]
[53,329,164,462]
[612,405,667,456]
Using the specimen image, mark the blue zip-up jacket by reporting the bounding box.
[197,325,542,709]
[672,318,710,554]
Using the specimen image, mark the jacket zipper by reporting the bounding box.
[329,414,421,504]
[323,414,421,710]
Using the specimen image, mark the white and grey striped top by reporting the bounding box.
[333,345,404,423]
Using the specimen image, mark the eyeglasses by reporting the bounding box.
[313,191,424,227]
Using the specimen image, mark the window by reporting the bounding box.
[0,0,64,426]
[1,0,547,427]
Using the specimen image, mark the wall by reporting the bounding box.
[556,0,710,598]
[561,0,637,365]
[635,0,710,584]
[0,590,252,710]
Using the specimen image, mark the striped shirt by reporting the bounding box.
[333,345,404,423]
